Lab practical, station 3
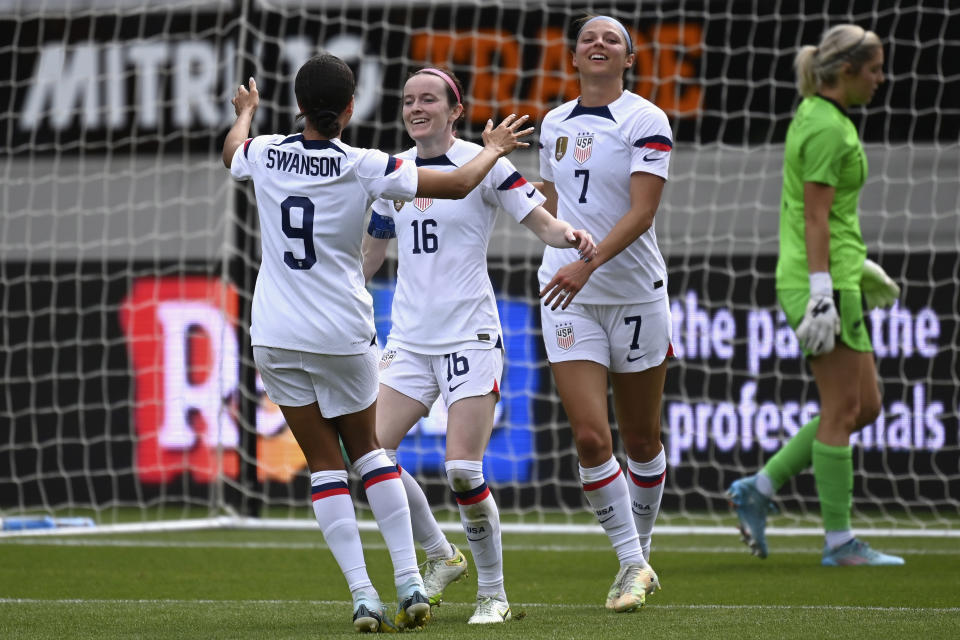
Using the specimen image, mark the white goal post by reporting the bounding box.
[1,0,957,535]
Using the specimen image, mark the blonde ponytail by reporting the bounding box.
[794,24,882,96]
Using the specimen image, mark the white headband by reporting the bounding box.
[579,16,634,54]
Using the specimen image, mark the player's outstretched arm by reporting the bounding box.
[222,77,260,168]
[361,233,389,283]
[415,114,533,199]
[521,206,596,259]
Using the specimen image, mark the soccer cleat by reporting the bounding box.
[821,538,905,567]
[467,594,511,624]
[393,577,431,630]
[726,475,778,559]
[607,563,660,612]
[352,594,391,633]
[421,544,469,606]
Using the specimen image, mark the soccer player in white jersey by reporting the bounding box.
[536,15,674,612]
[361,67,596,625]
[221,54,532,633]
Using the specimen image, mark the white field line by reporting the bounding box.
[0,598,958,613]
[1,517,957,538]
[0,537,957,556]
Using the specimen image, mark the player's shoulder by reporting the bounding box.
[446,138,482,164]
[615,91,670,128]
[542,98,581,126]
[394,145,418,161]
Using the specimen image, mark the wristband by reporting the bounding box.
[809,272,833,297]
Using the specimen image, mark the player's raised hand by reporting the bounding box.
[232,77,260,117]
[482,114,534,157]
[567,229,597,262]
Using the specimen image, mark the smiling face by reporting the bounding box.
[572,20,635,79]
[401,73,462,145]
[844,46,885,107]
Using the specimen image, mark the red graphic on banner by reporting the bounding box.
[119,277,240,484]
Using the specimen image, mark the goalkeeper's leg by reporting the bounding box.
[809,340,901,565]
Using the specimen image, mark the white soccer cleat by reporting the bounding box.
[421,544,469,606]
[467,594,511,624]
[607,563,660,612]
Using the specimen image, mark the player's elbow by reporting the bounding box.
[222,148,233,169]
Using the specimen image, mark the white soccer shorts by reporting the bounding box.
[540,296,673,373]
[378,343,503,412]
[253,344,379,418]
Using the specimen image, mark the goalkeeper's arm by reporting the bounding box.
[860,259,900,309]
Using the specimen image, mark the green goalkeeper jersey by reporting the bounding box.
[776,95,867,291]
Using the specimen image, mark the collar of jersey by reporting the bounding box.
[564,98,617,122]
[281,134,346,154]
[415,154,457,167]
[814,94,851,120]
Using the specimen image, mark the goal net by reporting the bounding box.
[1,0,957,535]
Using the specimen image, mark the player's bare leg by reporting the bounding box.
[551,360,655,610]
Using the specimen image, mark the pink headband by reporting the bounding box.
[417,68,461,104]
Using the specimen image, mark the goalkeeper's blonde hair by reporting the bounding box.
[795,24,882,97]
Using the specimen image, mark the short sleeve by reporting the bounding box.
[629,108,673,181]
[801,125,847,187]
[485,157,546,223]
[538,123,555,183]
[230,135,273,181]
[355,148,419,202]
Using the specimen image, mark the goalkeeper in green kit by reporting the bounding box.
[727,24,904,566]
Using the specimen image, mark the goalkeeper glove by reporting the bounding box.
[796,272,840,356]
[860,258,900,310]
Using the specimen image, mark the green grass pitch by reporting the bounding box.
[1,528,958,639]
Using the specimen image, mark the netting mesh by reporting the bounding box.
[1,0,957,531]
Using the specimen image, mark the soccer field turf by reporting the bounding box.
[1,529,958,639]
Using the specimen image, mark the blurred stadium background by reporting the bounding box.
[1,0,957,536]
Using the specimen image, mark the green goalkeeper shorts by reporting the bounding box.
[778,288,873,357]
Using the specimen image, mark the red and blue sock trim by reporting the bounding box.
[454,482,490,505]
[311,480,350,502]
[362,465,401,489]
[628,469,666,488]
[582,467,622,492]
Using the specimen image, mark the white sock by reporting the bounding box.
[580,457,645,566]
[310,470,373,594]
[446,459,504,598]
[825,530,855,550]
[384,449,453,560]
[755,472,775,497]
[353,449,422,588]
[626,449,666,562]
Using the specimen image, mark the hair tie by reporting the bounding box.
[417,68,461,104]
[578,15,634,54]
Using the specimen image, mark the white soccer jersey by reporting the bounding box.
[231,133,418,355]
[538,90,672,304]
[369,138,545,355]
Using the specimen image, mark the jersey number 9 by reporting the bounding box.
[281,196,317,270]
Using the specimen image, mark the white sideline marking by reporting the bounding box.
[1,598,957,613]
[1,537,958,555]
[1,516,957,538]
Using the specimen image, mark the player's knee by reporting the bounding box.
[855,388,882,429]
[444,459,485,493]
[619,430,662,460]
[571,425,612,461]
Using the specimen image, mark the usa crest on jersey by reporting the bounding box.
[556,323,575,350]
[574,134,593,164]
[413,197,433,212]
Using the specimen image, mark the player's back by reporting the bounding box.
[231,133,417,355]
